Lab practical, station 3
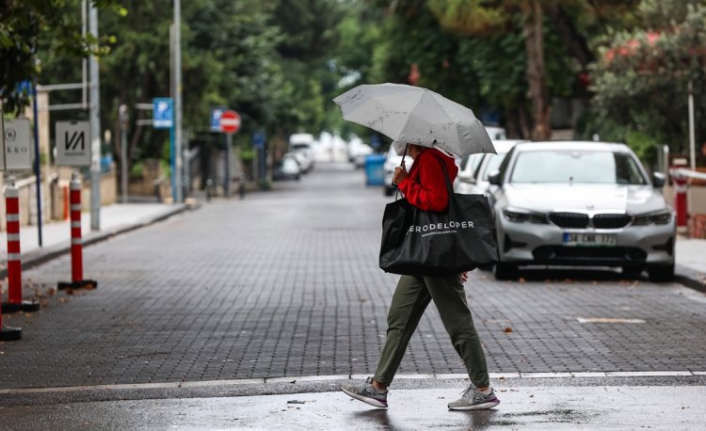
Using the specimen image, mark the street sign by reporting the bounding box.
[252,131,265,149]
[56,121,92,167]
[4,118,32,170]
[153,97,174,129]
[210,108,225,132]
[219,110,241,134]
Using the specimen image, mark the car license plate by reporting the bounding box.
[562,233,617,247]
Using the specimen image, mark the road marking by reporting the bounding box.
[577,317,646,324]
[606,371,693,377]
[521,372,573,378]
[0,371,701,395]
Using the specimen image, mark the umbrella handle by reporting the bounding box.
[400,143,409,166]
[393,143,410,201]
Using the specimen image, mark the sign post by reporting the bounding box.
[219,110,241,197]
[56,121,98,291]
[153,98,176,202]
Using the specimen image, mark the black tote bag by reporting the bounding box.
[379,153,498,277]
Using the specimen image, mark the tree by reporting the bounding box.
[590,0,706,160]
[0,0,120,113]
[423,0,638,139]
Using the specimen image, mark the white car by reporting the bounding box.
[348,141,374,168]
[487,141,675,281]
[455,140,528,195]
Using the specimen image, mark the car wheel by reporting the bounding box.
[621,266,644,279]
[647,263,675,283]
[384,187,395,197]
[494,263,518,281]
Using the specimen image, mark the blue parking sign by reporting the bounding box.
[153,98,174,129]
[211,108,225,132]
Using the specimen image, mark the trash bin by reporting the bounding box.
[364,154,386,186]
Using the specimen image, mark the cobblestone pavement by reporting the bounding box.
[1,162,705,389]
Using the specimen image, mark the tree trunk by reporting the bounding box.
[523,0,551,140]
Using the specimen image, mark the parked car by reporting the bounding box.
[455,140,528,196]
[273,153,301,181]
[486,141,675,281]
[484,126,507,140]
[348,141,374,168]
[383,145,413,196]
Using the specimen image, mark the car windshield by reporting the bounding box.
[510,150,648,185]
[481,153,507,180]
[292,144,310,151]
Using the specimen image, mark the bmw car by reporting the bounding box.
[487,141,675,281]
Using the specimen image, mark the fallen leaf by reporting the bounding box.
[65,288,75,295]
[48,288,56,297]
[504,327,513,333]
[518,277,526,283]
[59,298,69,303]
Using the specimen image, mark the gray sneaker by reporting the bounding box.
[448,386,500,411]
[341,377,388,408]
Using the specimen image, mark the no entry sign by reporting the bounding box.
[220,110,241,134]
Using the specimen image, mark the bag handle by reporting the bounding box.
[428,150,455,198]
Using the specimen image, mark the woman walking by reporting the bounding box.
[341,143,499,411]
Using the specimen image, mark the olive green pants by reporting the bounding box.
[373,274,490,388]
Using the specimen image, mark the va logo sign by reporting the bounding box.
[65,129,86,152]
[56,121,91,167]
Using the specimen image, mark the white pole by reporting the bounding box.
[119,104,128,204]
[89,3,101,230]
[173,0,183,203]
[688,80,696,170]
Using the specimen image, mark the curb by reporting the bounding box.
[675,264,706,294]
[0,203,197,279]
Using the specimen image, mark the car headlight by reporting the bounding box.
[502,208,548,224]
[632,210,672,226]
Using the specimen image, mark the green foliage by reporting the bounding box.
[590,0,706,155]
[0,0,121,113]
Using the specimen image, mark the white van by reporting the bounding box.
[289,133,316,173]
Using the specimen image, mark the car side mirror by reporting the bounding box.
[488,170,501,186]
[652,172,666,188]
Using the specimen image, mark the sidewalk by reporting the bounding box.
[0,202,192,278]
[675,237,706,291]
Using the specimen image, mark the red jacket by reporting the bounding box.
[397,148,458,211]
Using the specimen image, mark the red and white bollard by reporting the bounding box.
[672,168,689,228]
[57,172,97,290]
[1,177,39,314]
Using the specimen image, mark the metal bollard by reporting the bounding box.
[57,172,98,291]
[154,178,163,203]
[238,175,246,200]
[206,178,213,202]
[1,177,39,314]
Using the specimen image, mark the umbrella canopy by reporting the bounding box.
[333,83,496,158]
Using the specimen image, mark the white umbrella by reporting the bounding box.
[333,83,496,158]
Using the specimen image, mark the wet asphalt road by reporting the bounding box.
[1,161,705,429]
